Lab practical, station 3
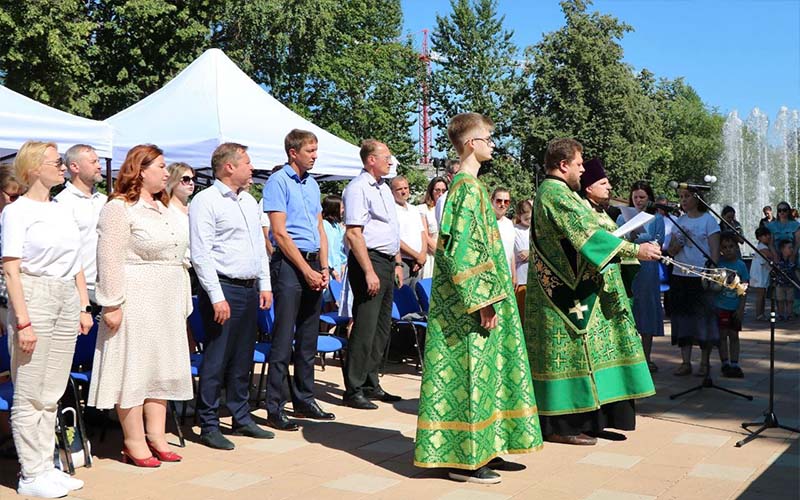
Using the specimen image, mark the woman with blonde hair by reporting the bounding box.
[165,162,195,216]
[2,141,93,497]
[88,144,193,467]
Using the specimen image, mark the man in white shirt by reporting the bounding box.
[491,187,516,285]
[342,139,404,409]
[54,144,106,304]
[189,143,274,450]
[391,175,426,287]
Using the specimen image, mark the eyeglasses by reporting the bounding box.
[777,207,789,212]
[371,154,393,163]
[493,199,510,206]
[180,176,195,184]
[432,188,446,193]
[3,190,20,202]
[466,137,495,146]
[44,158,64,168]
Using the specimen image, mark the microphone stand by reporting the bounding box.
[661,194,752,401]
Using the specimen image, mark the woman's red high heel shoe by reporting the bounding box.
[146,441,182,462]
[121,448,161,467]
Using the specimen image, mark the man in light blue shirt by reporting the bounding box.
[262,129,334,431]
[342,139,403,409]
[189,142,274,449]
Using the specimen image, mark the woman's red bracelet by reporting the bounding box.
[16,322,32,331]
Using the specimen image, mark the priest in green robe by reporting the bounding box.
[524,138,661,446]
[415,112,542,484]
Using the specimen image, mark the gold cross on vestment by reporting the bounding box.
[555,331,567,344]
[568,300,589,320]
[554,354,563,368]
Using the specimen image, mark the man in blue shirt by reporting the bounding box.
[190,143,274,450]
[262,129,334,431]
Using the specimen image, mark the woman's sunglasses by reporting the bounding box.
[180,176,195,184]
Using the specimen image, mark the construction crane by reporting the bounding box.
[419,28,432,165]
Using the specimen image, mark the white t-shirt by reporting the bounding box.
[1,196,82,278]
[416,203,437,235]
[260,212,271,229]
[54,182,106,288]
[672,212,719,277]
[514,223,530,285]
[396,202,425,257]
[497,216,515,275]
[435,192,447,227]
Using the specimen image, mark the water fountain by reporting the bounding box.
[716,106,800,254]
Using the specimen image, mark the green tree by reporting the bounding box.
[89,0,213,118]
[517,0,666,194]
[0,1,98,116]
[430,0,531,201]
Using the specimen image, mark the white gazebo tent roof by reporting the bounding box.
[0,84,113,160]
[106,48,376,180]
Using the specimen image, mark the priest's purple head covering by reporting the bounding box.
[580,157,607,193]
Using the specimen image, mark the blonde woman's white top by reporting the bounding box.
[0,196,81,278]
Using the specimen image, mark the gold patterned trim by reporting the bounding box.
[413,444,543,470]
[416,406,538,432]
[452,260,495,285]
[532,357,649,380]
[464,293,507,314]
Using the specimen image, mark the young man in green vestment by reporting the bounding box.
[524,138,661,446]
[414,112,542,484]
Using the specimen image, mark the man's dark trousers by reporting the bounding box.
[265,254,322,415]
[344,250,394,399]
[197,282,258,433]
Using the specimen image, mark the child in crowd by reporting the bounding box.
[715,232,748,377]
[775,239,800,320]
[749,227,774,320]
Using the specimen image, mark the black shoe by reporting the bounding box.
[721,364,733,378]
[343,394,379,410]
[487,457,526,471]
[294,402,336,420]
[448,466,501,484]
[233,422,275,439]
[729,366,744,378]
[585,430,627,441]
[266,412,300,431]
[199,430,235,450]
[364,386,402,402]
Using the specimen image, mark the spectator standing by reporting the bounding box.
[491,187,516,284]
[392,175,426,288]
[715,233,749,377]
[3,141,92,497]
[775,239,799,320]
[88,145,193,466]
[760,205,774,227]
[750,227,774,320]
[417,177,447,279]
[342,139,403,410]
[262,129,334,431]
[54,144,106,305]
[322,194,347,282]
[190,143,274,450]
[513,199,532,322]
[767,202,800,264]
[434,160,460,226]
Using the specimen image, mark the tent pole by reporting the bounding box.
[106,158,113,194]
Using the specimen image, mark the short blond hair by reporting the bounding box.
[447,113,494,156]
[14,140,57,188]
[211,143,247,176]
[359,138,385,164]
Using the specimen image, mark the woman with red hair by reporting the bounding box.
[88,145,192,467]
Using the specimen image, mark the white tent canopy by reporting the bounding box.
[106,48,376,179]
[0,84,113,160]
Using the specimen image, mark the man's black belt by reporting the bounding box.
[217,274,257,288]
[275,249,320,261]
[368,249,397,261]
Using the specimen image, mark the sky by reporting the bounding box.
[400,0,800,123]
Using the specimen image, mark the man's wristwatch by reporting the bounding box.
[80,305,92,314]
[394,262,403,268]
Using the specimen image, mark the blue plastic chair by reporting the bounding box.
[253,306,274,408]
[320,277,350,332]
[66,320,98,465]
[659,262,671,293]
[389,285,427,370]
[415,278,432,313]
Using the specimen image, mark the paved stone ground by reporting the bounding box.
[1,312,798,500]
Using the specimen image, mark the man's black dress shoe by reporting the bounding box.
[343,394,379,410]
[364,386,402,402]
[232,422,275,439]
[294,402,336,420]
[265,412,300,431]
[199,430,235,450]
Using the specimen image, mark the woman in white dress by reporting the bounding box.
[416,177,448,279]
[88,145,193,467]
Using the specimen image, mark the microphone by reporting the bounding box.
[645,201,681,215]
[667,180,713,191]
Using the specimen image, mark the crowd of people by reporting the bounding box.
[0,114,799,495]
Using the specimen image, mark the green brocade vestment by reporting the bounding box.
[524,178,655,416]
[414,172,543,470]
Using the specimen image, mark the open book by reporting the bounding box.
[612,210,654,239]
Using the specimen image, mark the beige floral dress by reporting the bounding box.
[87,198,193,409]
